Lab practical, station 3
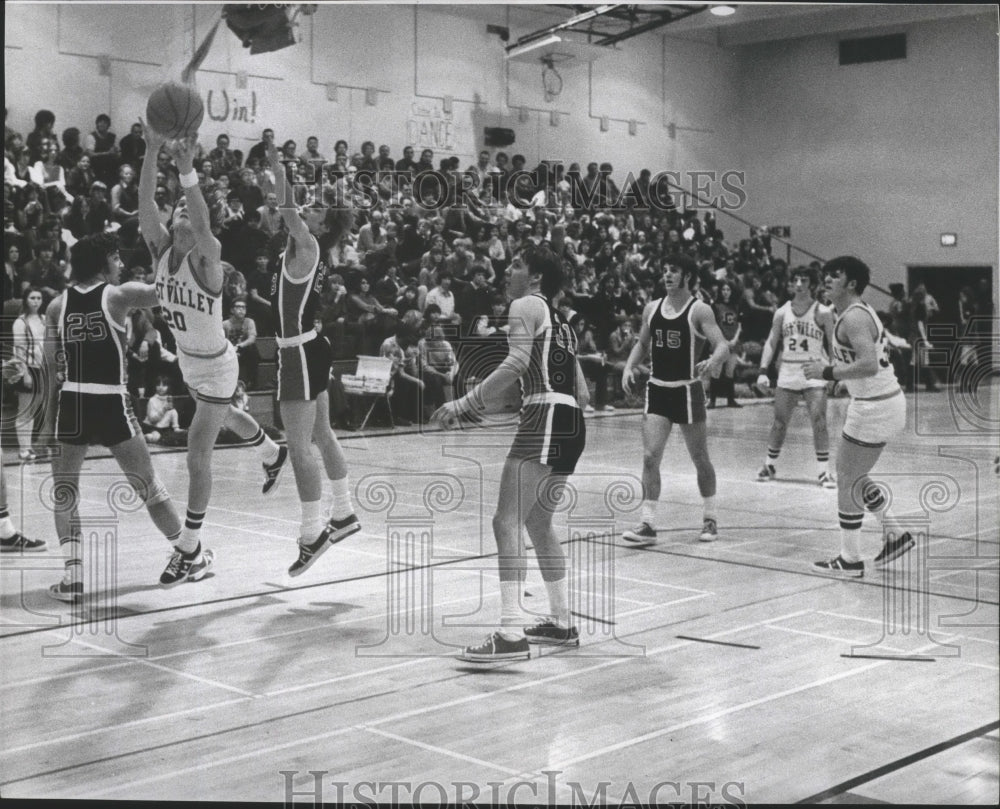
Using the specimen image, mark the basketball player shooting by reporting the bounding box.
[138,116,287,578]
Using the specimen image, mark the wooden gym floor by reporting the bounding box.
[1,387,997,804]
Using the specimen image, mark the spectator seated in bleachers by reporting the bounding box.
[346,270,398,356]
[8,101,934,433]
[223,297,259,390]
[418,315,458,422]
[379,311,423,426]
[141,375,181,444]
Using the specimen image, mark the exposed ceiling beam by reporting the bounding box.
[529,4,711,49]
[593,6,709,46]
[507,4,624,51]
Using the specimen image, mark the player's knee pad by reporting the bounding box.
[861,479,886,513]
[145,476,171,506]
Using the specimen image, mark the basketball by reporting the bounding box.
[145,82,204,139]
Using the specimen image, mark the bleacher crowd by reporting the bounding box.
[4,107,993,449]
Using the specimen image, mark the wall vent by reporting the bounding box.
[839,33,906,65]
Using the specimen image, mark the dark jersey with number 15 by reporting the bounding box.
[646,296,705,383]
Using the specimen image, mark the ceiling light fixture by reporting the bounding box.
[710,5,737,16]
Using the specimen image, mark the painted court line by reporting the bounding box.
[73,724,358,798]
[264,658,430,697]
[363,726,521,776]
[840,653,935,662]
[149,589,489,661]
[3,695,252,755]
[360,609,814,729]
[610,592,713,619]
[763,623,908,650]
[816,609,1000,646]
[957,660,1000,671]
[711,527,821,551]
[0,657,135,692]
[3,587,497,750]
[0,614,245,698]
[47,633,256,696]
[546,640,947,771]
[612,574,713,594]
[64,609,814,798]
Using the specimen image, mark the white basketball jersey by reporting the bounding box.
[832,301,900,399]
[154,247,228,358]
[778,300,827,364]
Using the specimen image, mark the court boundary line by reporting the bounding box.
[0,609,814,792]
[607,538,1000,606]
[363,726,522,776]
[536,638,951,773]
[2,519,992,642]
[29,609,814,798]
[816,609,1000,646]
[0,580,723,755]
[795,719,1000,804]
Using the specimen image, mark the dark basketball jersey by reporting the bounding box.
[59,283,127,387]
[647,296,704,383]
[713,300,740,341]
[519,293,578,400]
[270,238,327,339]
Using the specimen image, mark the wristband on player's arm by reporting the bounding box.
[822,365,835,382]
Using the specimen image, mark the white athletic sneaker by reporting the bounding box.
[818,471,837,489]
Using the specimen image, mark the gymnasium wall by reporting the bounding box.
[3,3,741,184]
[731,12,999,296]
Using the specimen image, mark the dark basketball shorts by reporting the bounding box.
[277,334,332,402]
[57,390,142,447]
[508,402,586,476]
[644,381,707,424]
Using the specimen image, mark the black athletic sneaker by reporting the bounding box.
[0,532,47,553]
[458,631,530,663]
[756,463,776,482]
[622,522,657,545]
[48,579,83,603]
[262,446,288,496]
[813,555,864,577]
[699,518,719,542]
[524,618,580,647]
[288,513,361,577]
[160,546,215,588]
[818,471,837,489]
[874,531,915,568]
